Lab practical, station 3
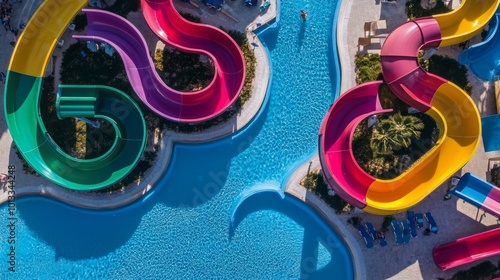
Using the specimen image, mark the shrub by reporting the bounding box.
[73,13,87,32]
[451,261,498,280]
[490,165,500,187]
[426,55,472,94]
[303,171,351,214]
[354,54,382,83]
[381,216,393,232]
[347,216,362,227]
[105,0,141,18]
[406,0,451,20]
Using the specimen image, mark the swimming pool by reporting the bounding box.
[0,0,353,278]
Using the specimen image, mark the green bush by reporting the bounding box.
[73,13,87,32]
[381,216,393,232]
[451,261,498,280]
[354,54,382,84]
[105,0,141,18]
[347,216,362,227]
[303,171,351,214]
[157,48,214,92]
[490,166,500,187]
[405,0,451,20]
[426,55,472,94]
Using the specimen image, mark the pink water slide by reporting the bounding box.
[380,18,446,112]
[141,0,245,122]
[433,227,500,270]
[76,2,244,123]
[433,174,500,270]
[318,81,391,209]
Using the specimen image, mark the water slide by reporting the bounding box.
[458,5,500,82]
[76,1,245,123]
[140,0,245,122]
[433,173,500,270]
[319,0,498,215]
[4,0,147,190]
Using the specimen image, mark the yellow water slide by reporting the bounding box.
[364,83,481,214]
[361,0,498,214]
[435,0,499,46]
[9,0,88,76]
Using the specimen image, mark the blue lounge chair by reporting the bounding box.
[415,213,424,228]
[357,224,374,248]
[401,220,411,244]
[365,222,378,240]
[259,0,270,12]
[378,234,387,246]
[407,211,417,237]
[391,220,404,244]
[425,212,438,234]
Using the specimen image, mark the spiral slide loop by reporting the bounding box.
[319,0,499,215]
[4,0,147,190]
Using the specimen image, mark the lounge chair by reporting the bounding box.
[415,213,424,228]
[391,219,404,244]
[357,224,374,248]
[364,20,388,37]
[407,211,417,238]
[365,222,378,240]
[259,0,270,12]
[378,234,387,246]
[401,220,411,244]
[425,212,438,234]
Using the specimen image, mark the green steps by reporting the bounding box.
[56,86,97,118]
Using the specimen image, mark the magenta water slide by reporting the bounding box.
[141,0,245,122]
[433,173,500,270]
[433,228,500,270]
[379,18,446,112]
[76,3,244,123]
[318,81,391,209]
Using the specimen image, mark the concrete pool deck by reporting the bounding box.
[0,0,499,279]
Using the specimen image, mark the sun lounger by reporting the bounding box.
[378,234,387,246]
[357,224,374,248]
[259,0,270,12]
[415,213,424,228]
[425,212,438,234]
[365,222,378,240]
[364,20,388,37]
[391,219,404,244]
[407,211,417,237]
[401,220,411,244]
[358,37,375,46]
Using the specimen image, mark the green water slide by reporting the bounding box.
[4,72,147,190]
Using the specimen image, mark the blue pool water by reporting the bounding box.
[0,0,353,278]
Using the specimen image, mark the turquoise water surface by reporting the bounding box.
[0,0,353,278]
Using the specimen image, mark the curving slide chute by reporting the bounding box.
[319,0,497,215]
[77,2,245,123]
[4,0,147,190]
[458,5,500,81]
[141,0,245,122]
[318,81,391,209]
[433,227,500,271]
[433,173,500,270]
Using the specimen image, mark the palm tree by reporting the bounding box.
[370,120,398,155]
[388,113,424,149]
[370,113,424,155]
